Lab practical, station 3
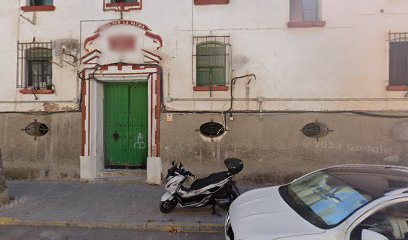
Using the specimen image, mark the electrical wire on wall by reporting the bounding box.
[81,64,408,120]
[228,74,257,113]
[5,61,408,120]
[162,71,408,119]
[161,72,408,119]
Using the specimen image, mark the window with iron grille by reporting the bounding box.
[17,42,53,89]
[193,36,230,87]
[290,0,321,22]
[389,33,408,86]
[28,0,53,6]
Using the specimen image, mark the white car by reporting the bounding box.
[226,165,408,240]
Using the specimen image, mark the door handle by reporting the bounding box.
[113,132,119,140]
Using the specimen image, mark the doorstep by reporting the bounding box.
[95,169,148,184]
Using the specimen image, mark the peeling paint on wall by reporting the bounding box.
[42,103,60,112]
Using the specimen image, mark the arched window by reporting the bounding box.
[196,42,227,86]
[26,47,52,89]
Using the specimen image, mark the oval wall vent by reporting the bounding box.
[23,120,49,137]
[302,121,331,139]
[200,122,225,137]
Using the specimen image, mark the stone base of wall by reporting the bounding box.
[160,112,408,185]
[0,112,81,180]
[2,111,408,184]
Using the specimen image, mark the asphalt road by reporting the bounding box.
[0,226,224,240]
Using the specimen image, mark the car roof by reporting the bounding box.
[322,165,408,198]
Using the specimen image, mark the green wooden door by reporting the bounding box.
[104,83,148,168]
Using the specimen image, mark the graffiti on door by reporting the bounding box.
[133,133,146,149]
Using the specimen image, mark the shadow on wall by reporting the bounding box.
[0,113,82,180]
[239,171,305,186]
[161,113,408,185]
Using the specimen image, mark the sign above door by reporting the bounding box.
[109,35,136,52]
[81,20,162,65]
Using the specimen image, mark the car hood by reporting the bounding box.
[229,186,325,240]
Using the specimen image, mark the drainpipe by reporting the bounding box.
[166,71,172,103]
[257,97,264,121]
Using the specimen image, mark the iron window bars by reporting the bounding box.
[389,32,408,86]
[193,36,231,87]
[17,41,53,89]
[389,32,408,43]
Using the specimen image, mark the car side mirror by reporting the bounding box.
[362,229,389,240]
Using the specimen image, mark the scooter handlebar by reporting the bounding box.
[183,171,195,177]
[166,162,196,178]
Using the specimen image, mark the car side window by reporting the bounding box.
[350,201,408,240]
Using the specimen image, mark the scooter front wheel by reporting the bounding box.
[160,199,178,213]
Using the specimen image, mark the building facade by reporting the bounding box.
[0,0,408,183]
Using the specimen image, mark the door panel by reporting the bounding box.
[104,83,148,168]
[128,83,148,167]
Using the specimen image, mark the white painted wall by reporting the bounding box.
[1,0,408,112]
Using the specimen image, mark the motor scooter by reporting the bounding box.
[160,158,243,215]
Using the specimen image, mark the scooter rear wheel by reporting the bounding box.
[160,199,178,213]
[218,187,240,210]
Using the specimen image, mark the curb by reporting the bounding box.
[0,217,224,233]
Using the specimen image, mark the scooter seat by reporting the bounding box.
[190,171,230,190]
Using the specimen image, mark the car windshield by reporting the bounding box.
[280,171,374,229]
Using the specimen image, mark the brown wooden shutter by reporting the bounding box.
[390,42,408,86]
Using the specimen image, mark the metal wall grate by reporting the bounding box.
[389,32,408,42]
[200,122,225,137]
[17,41,53,89]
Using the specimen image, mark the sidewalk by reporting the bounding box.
[0,181,256,233]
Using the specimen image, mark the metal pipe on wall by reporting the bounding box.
[0,100,77,103]
[167,97,408,102]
